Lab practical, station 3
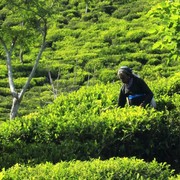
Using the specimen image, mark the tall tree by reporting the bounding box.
[0,0,55,119]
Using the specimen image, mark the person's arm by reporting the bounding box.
[118,87,126,108]
[138,78,153,107]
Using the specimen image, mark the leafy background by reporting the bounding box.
[0,0,179,178]
[0,0,179,120]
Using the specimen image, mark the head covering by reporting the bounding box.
[118,66,132,76]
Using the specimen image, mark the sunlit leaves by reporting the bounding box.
[148,1,180,62]
[0,158,174,179]
[0,0,56,48]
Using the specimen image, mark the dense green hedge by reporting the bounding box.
[0,73,179,172]
[0,158,176,180]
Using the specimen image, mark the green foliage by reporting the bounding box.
[147,1,180,62]
[112,0,152,20]
[0,87,11,96]
[0,0,180,177]
[0,158,174,180]
[126,30,149,43]
[13,77,46,89]
[0,0,53,46]
[99,69,116,83]
[1,0,178,120]
[0,65,7,78]
[0,73,179,172]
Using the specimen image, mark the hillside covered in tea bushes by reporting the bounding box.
[0,73,179,178]
[0,0,179,120]
[0,0,180,179]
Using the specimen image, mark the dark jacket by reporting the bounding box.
[118,76,153,107]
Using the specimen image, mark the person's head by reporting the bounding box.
[118,66,132,84]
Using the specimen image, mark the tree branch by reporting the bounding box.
[19,20,47,100]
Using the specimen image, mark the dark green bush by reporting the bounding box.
[0,65,7,78]
[147,58,161,65]
[13,64,33,75]
[112,8,130,19]
[0,80,8,89]
[14,77,46,89]
[126,30,149,43]
[0,113,9,121]
[125,52,149,64]
[0,100,11,109]
[124,13,141,21]
[0,87,11,96]
[82,12,99,22]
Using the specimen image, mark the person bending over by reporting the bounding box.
[117,66,156,108]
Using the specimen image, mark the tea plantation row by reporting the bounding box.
[0,73,179,177]
[1,0,179,120]
[0,158,178,180]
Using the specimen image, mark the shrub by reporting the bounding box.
[125,52,149,64]
[0,158,175,180]
[0,87,11,96]
[0,96,11,109]
[0,78,9,87]
[112,8,130,19]
[82,12,99,22]
[0,80,179,171]
[99,69,116,83]
[124,13,141,21]
[0,65,7,78]
[14,77,46,89]
[85,58,104,73]
[126,30,149,43]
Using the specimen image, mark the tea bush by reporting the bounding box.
[1,0,178,121]
[0,158,175,180]
[13,77,46,89]
[0,0,179,178]
[0,65,7,78]
[0,87,10,96]
[99,69,116,83]
[0,73,179,171]
[0,79,9,88]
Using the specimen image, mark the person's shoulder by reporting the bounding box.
[133,75,141,81]
[120,84,126,91]
[121,83,125,88]
[133,75,145,83]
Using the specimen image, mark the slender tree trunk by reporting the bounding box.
[10,96,21,119]
[19,48,24,64]
[48,71,57,99]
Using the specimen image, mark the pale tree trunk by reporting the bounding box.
[19,48,24,64]
[48,71,57,99]
[48,71,60,99]
[1,38,19,119]
[10,97,21,120]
